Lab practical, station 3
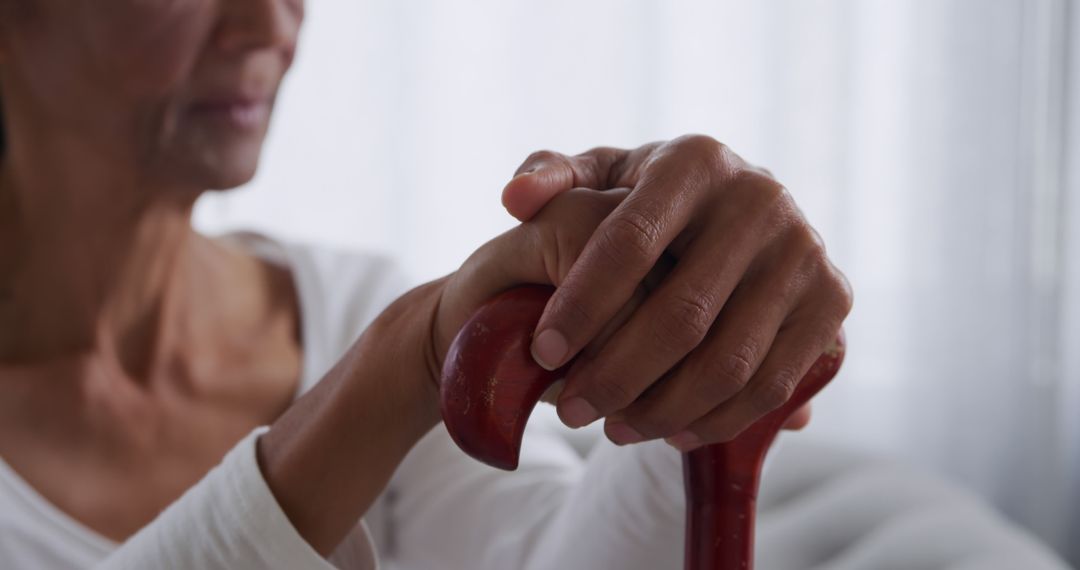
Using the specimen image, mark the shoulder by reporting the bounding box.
[216,231,416,389]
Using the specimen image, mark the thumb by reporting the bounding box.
[501,159,577,221]
[502,148,625,221]
[439,188,628,365]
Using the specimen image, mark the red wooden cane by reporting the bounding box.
[440,285,845,569]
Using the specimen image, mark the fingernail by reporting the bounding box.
[560,397,599,428]
[606,422,645,445]
[665,430,701,452]
[531,329,568,371]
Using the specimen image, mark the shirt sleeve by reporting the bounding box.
[94,428,377,570]
[386,406,688,570]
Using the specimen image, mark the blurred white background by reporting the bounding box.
[194,0,1080,563]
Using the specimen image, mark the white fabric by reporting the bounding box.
[0,232,1070,569]
[0,456,114,569]
[97,428,376,570]
[755,439,1071,570]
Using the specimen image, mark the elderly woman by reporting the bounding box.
[0,1,851,569]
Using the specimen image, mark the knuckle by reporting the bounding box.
[581,146,623,175]
[525,149,561,166]
[792,233,853,318]
[799,221,828,251]
[690,345,756,407]
[672,135,735,178]
[787,223,829,269]
[673,134,724,160]
[834,271,855,315]
[748,163,776,179]
[654,291,713,353]
[548,288,597,334]
[730,170,791,222]
[596,208,662,270]
[748,173,790,211]
[703,343,757,396]
[750,368,799,415]
[821,265,854,317]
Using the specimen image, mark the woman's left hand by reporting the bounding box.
[501,135,853,451]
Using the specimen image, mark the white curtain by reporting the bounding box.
[195,0,1079,563]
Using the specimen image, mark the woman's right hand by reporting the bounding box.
[429,187,639,392]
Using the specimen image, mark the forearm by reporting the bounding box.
[257,277,446,556]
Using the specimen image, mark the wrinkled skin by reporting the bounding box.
[487,139,854,450]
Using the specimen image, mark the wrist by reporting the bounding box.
[361,274,450,431]
[257,276,449,554]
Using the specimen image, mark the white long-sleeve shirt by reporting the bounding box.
[0,232,688,569]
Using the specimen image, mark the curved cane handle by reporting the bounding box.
[439,285,845,569]
[439,285,567,469]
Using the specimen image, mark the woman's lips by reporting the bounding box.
[188,98,271,131]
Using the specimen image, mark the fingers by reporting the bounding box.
[554,204,772,430]
[664,295,847,452]
[598,208,848,446]
[503,136,853,445]
[501,148,626,221]
[531,191,695,404]
[600,236,805,442]
[529,139,735,385]
[539,280,649,406]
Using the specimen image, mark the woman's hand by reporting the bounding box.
[499,135,853,451]
[431,187,634,379]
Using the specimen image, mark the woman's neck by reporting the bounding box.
[0,112,299,404]
[0,152,201,374]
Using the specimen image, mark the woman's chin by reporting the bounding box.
[166,142,265,192]
[202,162,261,191]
